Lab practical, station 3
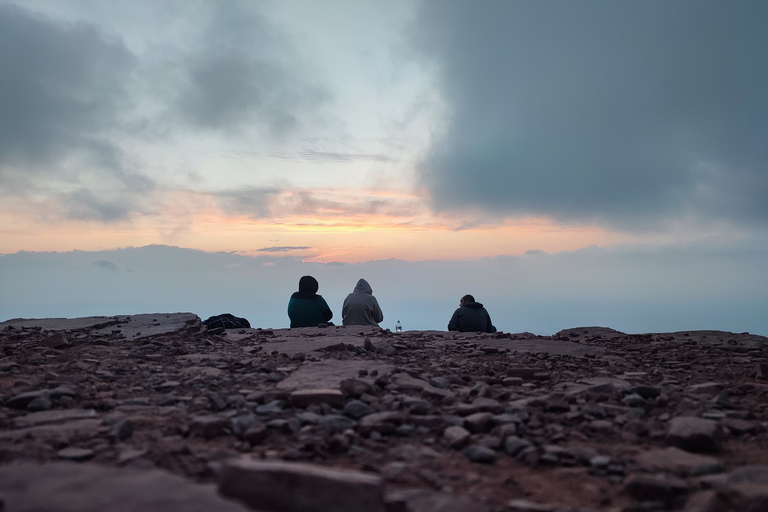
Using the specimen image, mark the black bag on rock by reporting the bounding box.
[202,314,251,330]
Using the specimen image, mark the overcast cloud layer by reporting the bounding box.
[4,1,766,234]
[412,0,768,230]
[0,1,333,223]
[0,2,149,221]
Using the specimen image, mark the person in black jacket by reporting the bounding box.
[287,275,333,328]
[447,294,497,333]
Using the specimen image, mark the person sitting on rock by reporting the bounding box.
[448,294,497,333]
[342,278,384,326]
[287,275,333,328]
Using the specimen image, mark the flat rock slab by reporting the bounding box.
[14,408,97,428]
[0,313,199,340]
[99,313,200,339]
[636,447,720,475]
[219,459,385,512]
[277,360,394,391]
[0,316,118,332]
[0,462,253,512]
[0,419,103,441]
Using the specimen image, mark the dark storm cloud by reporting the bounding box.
[60,188,136,222]
[0,3,155,222]
[169,2,330,137]
[411,1,768,229]
[0,3,134,172]
[1,2,328,224]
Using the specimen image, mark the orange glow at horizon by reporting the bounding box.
[0,186,623,262]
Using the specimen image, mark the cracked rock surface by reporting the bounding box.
[1,315,767,512]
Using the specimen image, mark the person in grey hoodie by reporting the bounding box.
[448,294,497,333]
[342,278,384,326]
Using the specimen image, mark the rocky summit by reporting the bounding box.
[1,314,767,512]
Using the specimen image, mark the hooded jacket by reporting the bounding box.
[287,275,333,328]
[342,279,384,326]
[447,302,496,333]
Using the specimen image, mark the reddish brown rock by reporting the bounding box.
[624,473,689,505]
[443,425,471,449]
[463,412,495,434]
[683,491,727,512]
[189,415,229,439]
[357,412,403,435]
[667,417,720,453]
[636,447,720,475]
[41,332,69,348]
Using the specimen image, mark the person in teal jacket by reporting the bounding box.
[287,275,333,328]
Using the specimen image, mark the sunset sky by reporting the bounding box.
[1,1,767,333]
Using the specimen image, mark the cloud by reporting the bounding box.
[0,1,331,224]
[256,246,311,253]
[0,3,157,223]
[410,1,768,230]
[93,259,118,271]
[165,1,330,137]
[211,187,423,221]
[213,187,280,219]
[272,189,421,219]
[212,148,395,163]
[0,3,134,174]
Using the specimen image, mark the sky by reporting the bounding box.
[1,1,767,334]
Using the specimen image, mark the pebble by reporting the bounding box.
[463,412,495,434]
[443,425,471,449]
[342,400,374,419]
[57,448,95,461]
[464,444,497,464]
[189,415,229,439]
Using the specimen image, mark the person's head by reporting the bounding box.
[460,294,475,306]
[299,275,319,294]
[354,278,373,294]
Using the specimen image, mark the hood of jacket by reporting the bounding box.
[353,278,373,294]
[463,301,484,309]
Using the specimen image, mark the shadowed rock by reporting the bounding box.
[0,462,251,512]
[219,459,384,512]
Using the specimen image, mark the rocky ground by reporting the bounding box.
[1,313,767,512]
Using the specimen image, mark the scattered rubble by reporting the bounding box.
[1,316,767,511]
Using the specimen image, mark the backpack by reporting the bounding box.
[202,313,251,330]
